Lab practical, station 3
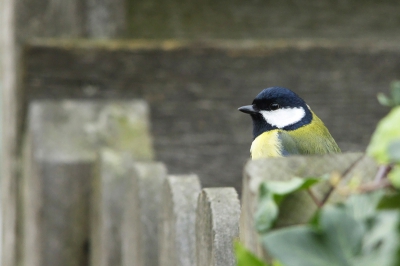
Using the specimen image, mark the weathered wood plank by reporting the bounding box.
[22,133,93,266]
[87,0,127,38]
[159,175,201,266]
[196,187,240,266]
[126,0,400,39]
[91,151,129,266]
[1,0,19,264]
[121,161,167,266]
[1,0,127,261]
[21,100,153,266]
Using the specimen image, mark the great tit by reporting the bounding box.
[239,87,341,159]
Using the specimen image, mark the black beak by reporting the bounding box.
[238,105,259,115]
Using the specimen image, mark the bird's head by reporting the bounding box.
[238,87,312,139]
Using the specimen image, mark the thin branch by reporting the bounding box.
[320,154,366,206]
[373,165,393,184]
[358,178,392,193]
[307,189,322,207]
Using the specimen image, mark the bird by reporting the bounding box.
[238,87,341,159]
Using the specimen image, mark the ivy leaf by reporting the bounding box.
[263,206,364,266]
[255,188,278,234]
[255,177,320,233]
[345,191,384,221]
[354,211,400,266]
[388,166,400,189]
[378,81,400,107]
[367,106,400,164]
[265,177,320,204]
[262,192,400,266]
[378,93,393,107]
[378,192,400,210]
[388,140,400,163]
[234,241,268,266]
[390,80,400,106]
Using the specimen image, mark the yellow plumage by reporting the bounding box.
[250,111,340,159]
[250,130,281,159]
[239,87,341,159]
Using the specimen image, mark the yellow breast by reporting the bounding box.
[249,111,340,159]
[250,130,282,159]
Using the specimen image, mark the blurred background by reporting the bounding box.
[1,0,400,265]
[12,0,400,190]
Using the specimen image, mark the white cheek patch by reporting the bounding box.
[260,107,306,128]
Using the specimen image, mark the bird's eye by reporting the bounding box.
[270,103,280,110]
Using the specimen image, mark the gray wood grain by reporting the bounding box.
[159,175,201,266]
[1,0,19,265]
[121,161,167,266]
[21,100,153,266]
[196,188,240,266]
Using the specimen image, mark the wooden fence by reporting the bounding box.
[18,98,379,266]
[0,0,400,266]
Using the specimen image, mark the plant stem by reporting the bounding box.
[320,155,365,206]
[358,178,392,193]
[373,165,392,184]
[307,189,322,207]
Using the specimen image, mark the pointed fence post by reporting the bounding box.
[159,175,201,266]
[121,161,167,266]
[196,187,240,266]
[21,100,153,266]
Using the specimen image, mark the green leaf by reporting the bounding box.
[390,80,400,106]
[377,81,400,107]
[354,211,400,266]
[345,191,384,221]
[378,93,393,107]
[255,177,320,233]
[388,140,400,163]
[263,177,320,196]
[234,241,268,266]
[388,165,400,189]
[271,260,284,266]
[262,206,364,266]
[255,188,278,233]
[261,192,400,266]
[367,106,400,164]
[378,192,400,210]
